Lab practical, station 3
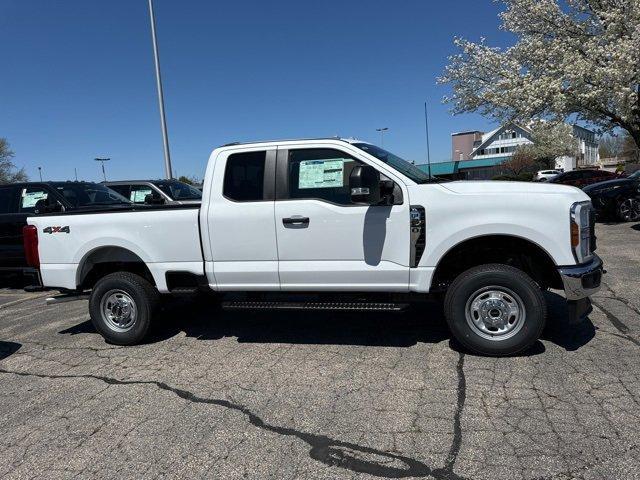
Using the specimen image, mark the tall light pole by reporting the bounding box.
[38,167,42,181]
[95,158,110,181]
[376,127,389,148]
[148,0,173,179]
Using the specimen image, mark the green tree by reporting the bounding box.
[0,138,27,183]
[178,175,200,185]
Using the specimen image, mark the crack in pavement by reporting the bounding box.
[0,367,471,480]
[444,353,466,473]
[592,299,640,347]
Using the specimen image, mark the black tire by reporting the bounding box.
[89,272,159,345]
[444,264,546,356]
[616,198,640,222]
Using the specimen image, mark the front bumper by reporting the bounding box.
[557,254,603,301]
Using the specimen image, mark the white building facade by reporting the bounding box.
[469,122,599,171]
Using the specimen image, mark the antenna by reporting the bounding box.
[424,102,432,178]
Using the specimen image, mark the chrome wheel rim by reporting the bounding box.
[100,290,137,332]
[619,199,640,222]
[465,286,525,341]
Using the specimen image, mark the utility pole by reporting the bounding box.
[376,127,389,148]
[148,0,173,179]
[38,167,42,182]
[94,158,110,181]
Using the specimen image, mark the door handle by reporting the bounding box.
[282,216,310,227]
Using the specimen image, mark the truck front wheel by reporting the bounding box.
[89,272,159,345]
[444,264,546,356]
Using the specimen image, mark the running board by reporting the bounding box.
[221,301,408,312]
[46,293,89,305]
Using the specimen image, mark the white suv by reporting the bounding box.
[535,170,561,182]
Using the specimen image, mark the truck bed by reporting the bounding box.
[28,205,203,292]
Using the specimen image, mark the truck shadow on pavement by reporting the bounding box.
[0,340,21,361]
[541,292,596,351]
[59,292,595,355]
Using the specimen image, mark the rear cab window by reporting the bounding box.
[223,151,266,201]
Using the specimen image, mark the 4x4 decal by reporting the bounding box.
[43,226,70,234]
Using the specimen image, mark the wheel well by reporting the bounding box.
[77,247,155,290]
[431,235,562,291]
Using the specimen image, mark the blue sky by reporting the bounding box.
[1,1,513,182]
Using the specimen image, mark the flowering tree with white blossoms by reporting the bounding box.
[439,0,640,149]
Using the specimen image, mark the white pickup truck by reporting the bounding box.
[25,138,603,355]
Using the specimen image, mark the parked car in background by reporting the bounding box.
[535,169,561,182]
[0,182,130,286]
[548,169,619,188]
[583,170,640,222]
[103,180,202,205]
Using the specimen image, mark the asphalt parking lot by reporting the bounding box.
[1,222,639,480]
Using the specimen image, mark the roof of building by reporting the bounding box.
[416,156,510,175]
[451,130,483,136]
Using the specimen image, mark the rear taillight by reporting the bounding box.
[23,225,40,268]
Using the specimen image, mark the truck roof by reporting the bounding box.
[218,137,368,148]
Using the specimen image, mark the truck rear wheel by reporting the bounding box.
[89,272,159,345]
[444,264,546,356]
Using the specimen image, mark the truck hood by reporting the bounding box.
[438,180,585,197]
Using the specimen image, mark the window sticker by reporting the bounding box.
[21,190,48,208]
[131,188,153,203]
[298,159,344,189]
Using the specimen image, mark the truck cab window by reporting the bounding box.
[19,187,48,213]
[130,185,157,204]
[108,185,131,199]
[287,149,362,205]
[223,151,266,201]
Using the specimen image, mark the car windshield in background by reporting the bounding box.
[53,183,130,208]
[628,170,640,180]
[155,181,202,201]
[352,143,438,184]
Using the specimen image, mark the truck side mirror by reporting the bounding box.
[144,194,165,205]
[349,165,381,205]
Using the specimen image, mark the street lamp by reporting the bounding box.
[94,158,110,181]
[38,167,42,182]
[376,127,389,148]
[148,0,173,179]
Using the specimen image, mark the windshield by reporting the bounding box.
[352,143,437,184]
[54,183,130,208]
[155,180,202,201]
[628,170,640,180]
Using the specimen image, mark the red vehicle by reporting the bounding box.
[548,169,620,188]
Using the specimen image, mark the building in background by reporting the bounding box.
[420,122,599,180]
[451,130,483,161]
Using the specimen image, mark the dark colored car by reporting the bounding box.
[103,180,202,205]
[0,182,130,286]
[547,169,620,188]
[583,170,640,222]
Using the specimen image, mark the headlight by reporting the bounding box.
[570,201,594,264]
